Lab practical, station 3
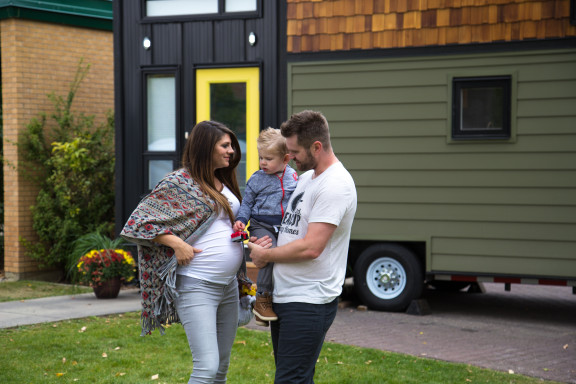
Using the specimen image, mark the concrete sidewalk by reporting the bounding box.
[0,289,141,328]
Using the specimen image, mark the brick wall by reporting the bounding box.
[1,18,114,279]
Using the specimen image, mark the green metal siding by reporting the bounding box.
[287,48,576,279]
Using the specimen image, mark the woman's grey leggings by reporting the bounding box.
[174,275,239,384]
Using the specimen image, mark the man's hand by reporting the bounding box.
[248,235,272,268]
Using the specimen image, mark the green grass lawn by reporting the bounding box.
[0,280,93,302]
[0,312,562,384]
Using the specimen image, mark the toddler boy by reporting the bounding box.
[234,128,298,326]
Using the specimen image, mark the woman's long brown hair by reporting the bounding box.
[181,121,242,224]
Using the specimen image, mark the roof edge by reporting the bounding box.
[0,0,112,30]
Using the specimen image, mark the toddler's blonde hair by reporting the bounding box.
[257,127,288,157]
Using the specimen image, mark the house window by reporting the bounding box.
[146,0,257,17]
[147,74,176,151]
[144,70,178,191]
[149,160,174,190]
[452,76,511,140]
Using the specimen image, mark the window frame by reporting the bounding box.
[141,66,180,192]
[448,74,516,143]
[141,0,262,22]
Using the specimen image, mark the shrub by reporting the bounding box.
[18,60,115,278]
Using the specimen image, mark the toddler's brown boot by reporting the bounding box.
[252,292,278,324]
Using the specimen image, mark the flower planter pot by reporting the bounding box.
[93,277,122,299]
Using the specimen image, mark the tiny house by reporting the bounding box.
[114,0,576,310]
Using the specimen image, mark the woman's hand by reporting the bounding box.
[174,243,202,266]
[153,234,202,266]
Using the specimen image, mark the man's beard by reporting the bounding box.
[296,149,316,172]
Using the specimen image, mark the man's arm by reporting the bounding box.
[248,222,336,268]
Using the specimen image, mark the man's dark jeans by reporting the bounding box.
[270,299,338,384]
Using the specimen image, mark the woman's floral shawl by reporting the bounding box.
[120,168,218,336]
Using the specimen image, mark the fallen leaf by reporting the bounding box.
[543,368,549,371]
[62,357,66,364]
[235,340,246,345]
[115,372,126,377]
[72,361,78,366]
[563,344,569,350]
[78,326,87,333]
[115,347,121,350]
[365,360,372,365]
[56,373,64,377]
[102,353,108,358]
[151,374,159,380]
[508,369,515,374]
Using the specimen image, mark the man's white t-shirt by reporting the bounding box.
[274,161,357,304]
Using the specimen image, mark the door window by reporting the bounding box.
[196,67,260,193]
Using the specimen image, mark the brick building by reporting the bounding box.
[1,0,113,280]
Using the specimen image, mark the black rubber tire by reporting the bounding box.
[353,243,424,312]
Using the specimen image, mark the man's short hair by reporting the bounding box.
[280,110,331,150]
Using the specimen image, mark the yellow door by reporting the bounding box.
[196,67,260,191]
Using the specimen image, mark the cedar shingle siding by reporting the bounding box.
[287,0,576,52]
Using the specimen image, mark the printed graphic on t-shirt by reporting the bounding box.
[279,191,304,236]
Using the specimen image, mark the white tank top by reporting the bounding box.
[176,185,243,284]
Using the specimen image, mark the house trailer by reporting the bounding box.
[114,0,576,311]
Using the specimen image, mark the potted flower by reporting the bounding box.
[72,232,136,299]
[77,248,136,298]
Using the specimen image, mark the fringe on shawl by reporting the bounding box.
[140,256,181,336]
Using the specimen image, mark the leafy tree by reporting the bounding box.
[18,60,115,278]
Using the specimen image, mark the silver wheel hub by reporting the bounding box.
[366,257,407,300]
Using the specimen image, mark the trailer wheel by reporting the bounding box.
[353,244,423,312]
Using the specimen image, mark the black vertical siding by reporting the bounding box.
[214,20,245,62]
[115,0,281,232]
[151,23,183,65]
